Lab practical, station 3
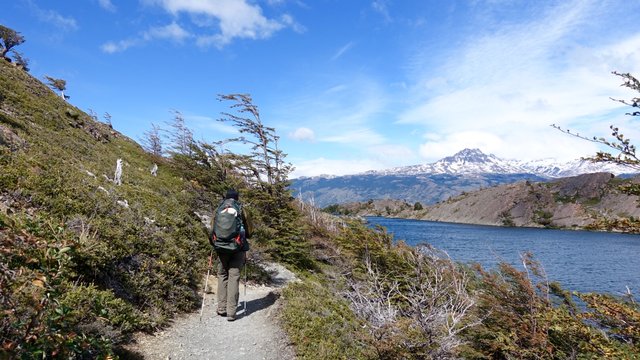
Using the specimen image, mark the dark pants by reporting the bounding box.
[216,250,245,317]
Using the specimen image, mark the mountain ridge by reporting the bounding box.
[291,148,637,207]
[302,148,633,179]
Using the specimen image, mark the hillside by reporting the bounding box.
[417,172,640,230]
[334,172,640,232]
[0,59,308,357]
[1,57,216,355]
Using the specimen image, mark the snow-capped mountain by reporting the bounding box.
[290,148,637,207]
[367,148,634,178]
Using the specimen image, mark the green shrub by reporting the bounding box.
[460,254,640,359]
[282,279,373,359]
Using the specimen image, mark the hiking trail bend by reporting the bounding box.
[125,261,298,360]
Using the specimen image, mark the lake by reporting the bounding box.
[366,217,640,299]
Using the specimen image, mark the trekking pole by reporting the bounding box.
[243,252,248,312]
[200,249,213,322]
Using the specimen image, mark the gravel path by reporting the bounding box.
[124,262,298,360]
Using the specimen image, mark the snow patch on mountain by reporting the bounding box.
[364,148,634,178]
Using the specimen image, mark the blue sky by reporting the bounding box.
[3,0,640,177]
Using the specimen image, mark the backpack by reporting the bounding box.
[211,198,243,253]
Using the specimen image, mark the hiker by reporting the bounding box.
[210,189,252,321]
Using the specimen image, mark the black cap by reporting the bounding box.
[225,189,239,200]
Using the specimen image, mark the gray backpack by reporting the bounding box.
[211,198,243,253]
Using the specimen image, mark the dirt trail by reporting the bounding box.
[124,262,298,360]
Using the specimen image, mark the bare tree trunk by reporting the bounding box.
[114,158,123,185]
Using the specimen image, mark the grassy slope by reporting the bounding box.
[1,60,211,357]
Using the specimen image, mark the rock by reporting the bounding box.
[0,124,27,151]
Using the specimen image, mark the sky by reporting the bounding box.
[3,0,640,178]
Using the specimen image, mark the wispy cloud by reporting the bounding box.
[371,0,391,22]
[27,0,78,31]
[290,157,382,177]
[369,144,415,165]
[97,0,116,12]
[145,0,299,48]
[331,42,354,61]
[102,22,190,53]
[321,128,386,146]
[400,0,640,162]
[186,114,239,135]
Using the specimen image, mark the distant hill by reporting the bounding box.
[291,148,636,208]
[333,172,640,232]
[290,172,548,208]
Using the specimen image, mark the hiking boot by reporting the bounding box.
[216,310,227,317]
[227,315,236,322]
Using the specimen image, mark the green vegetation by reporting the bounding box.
[554,194,576,203]
[322,199,412,218]
[0,25,25,61]
[581,196,602,206]
[281,211,640,359]
[499,210,515,226]
[322,203,350,215]
[0,60,303,357]
[533,209,553,227]
[282,279,371,359]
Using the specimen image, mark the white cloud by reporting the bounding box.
[101,39,139,53]
[28,0,78,31]
[98,0,116,12]
[290,127,315,141]
[102,22,190,53]
[144,22,191,42]
[146,0,296,48]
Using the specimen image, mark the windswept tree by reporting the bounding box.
[87,108,98,120]
[44,76,68,100]
[11,51,28,71]
[0,25,25,61]
[167,110,193,156]
[103,112,112,127]
[142,123,163,157]
[217,93,293,188]
[216,94,310,269]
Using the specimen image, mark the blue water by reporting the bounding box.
[366,217,640,299]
